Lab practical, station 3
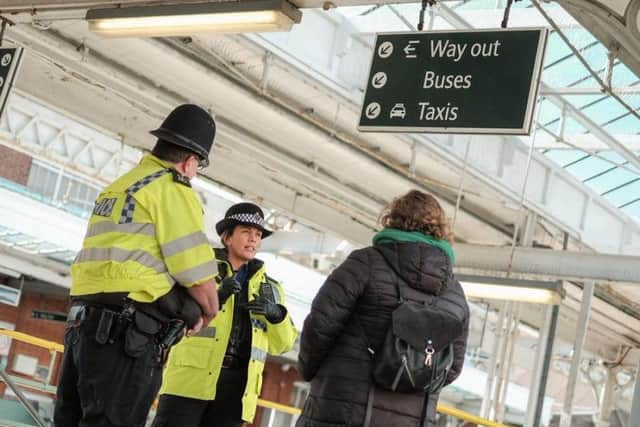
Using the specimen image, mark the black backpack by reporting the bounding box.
[362,248,464,426]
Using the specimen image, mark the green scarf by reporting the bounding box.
[372,228,455,263]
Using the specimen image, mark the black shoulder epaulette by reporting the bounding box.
[265,274,279,285]
[171,169,192,187]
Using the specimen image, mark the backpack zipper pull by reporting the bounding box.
[424,340,435,367]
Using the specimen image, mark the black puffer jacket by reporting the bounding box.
[296,241,469,427]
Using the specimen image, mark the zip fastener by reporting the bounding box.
[424,340,435,367]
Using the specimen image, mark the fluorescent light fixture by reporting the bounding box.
[86,0,302,38]
[458,275,564,305]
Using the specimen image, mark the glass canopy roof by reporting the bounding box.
[334,0,639,221]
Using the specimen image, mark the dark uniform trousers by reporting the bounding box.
[54,310,162,427]
[151,364,248,427]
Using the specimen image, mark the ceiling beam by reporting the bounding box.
[543,91,640,171]
[0,0,447,12]
[0,0,150,10]
[261,230,640,283]
[540,86,640,96]
[455,243,640,284]
[534,133,640,152]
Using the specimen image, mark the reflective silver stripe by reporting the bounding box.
[164,273,176,286]
[195,327,216,338]
[265,276,282,303]
[172,260,218,285]
[271,285,282,304]
[161,231,210,258]
[85,222,156,239]
[75,247,167,273]
[251,347,267,363]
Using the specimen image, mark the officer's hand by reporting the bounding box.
[244,293,287,324]
[217,276,242,308]
[186,316,204,336]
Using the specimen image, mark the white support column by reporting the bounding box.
[481,301,507,418]
[560,281,595,427]
[492,301,515,419]
[630,359,640,424]
[525,303,557,427]
[597,368,616,426]
[497,303,520,422]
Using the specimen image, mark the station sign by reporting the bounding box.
[0,47,24,121]
[358,28,548,135]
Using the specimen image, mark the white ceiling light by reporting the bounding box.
[616,369,634,387]
[86,0,302,38]
[458,275,564,305]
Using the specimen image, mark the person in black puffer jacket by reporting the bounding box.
[296,189,470,427]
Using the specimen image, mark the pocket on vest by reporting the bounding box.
[170,343,213,369]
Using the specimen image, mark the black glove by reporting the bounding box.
[243,293,287,324]
[217,276,242,308]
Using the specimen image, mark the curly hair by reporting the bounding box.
[379,190,453,242]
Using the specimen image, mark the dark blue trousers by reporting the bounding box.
[54,319,162,427]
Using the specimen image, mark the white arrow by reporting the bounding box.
[365,102,382,120]
[371,72,388,89]
[378,41,394,58]
[403,40,419,58]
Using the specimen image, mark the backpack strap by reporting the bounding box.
[357,247,406,354]
[363,386,375,427]
[372,246,409,302]
[419,359,438,427]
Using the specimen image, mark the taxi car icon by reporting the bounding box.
[389,103,406,119]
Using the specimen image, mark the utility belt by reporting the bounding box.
[67,300,185,364]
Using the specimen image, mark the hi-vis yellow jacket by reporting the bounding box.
[70,155,218,302]
[160,249,298,422]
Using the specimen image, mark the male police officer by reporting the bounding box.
[54,104,220,427]
[152,203,298,427]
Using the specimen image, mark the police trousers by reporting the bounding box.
[54,309,163,427]
[151,365,248,427]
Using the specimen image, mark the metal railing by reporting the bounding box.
[0,328,510,427]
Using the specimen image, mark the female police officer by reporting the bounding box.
[153,202,298,427]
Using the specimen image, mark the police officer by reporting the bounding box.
[54,104,220,427]
[152,203,298,427]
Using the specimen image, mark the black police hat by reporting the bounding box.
[216,203,273,239]
[150,104,215,167]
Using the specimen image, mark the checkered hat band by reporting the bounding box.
[228,213,265,228]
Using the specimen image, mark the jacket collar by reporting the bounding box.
[373,228,455,263]
[141,154,173,169]
[213,247,264,278]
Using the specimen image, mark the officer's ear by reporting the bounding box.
[221,227,236,248]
